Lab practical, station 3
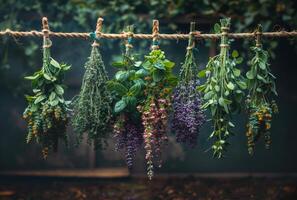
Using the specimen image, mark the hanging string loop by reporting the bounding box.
[91,17,104,47]
[151,19,160,50]
[42,17,52,48]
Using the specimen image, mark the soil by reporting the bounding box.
[0,176,297,200]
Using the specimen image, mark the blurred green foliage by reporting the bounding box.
[0,0,296,76]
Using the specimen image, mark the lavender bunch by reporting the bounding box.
[113,114,143,168]
[172,80,205,147]
[172,22,205,148]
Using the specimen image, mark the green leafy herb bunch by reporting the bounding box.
[245,26,278,155]
[108,26,144,168]
[198,18,247,158]
[23,32,71,158]
[71,41,113,149]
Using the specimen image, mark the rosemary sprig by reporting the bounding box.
[23,36,71,158]
[198,18,247,158]
[71,45,113,149]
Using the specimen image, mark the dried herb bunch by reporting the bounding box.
[72,45,113,149]
[172,22,205,148]
[108,26,144,168]
[137,49,177,179]
[245,26,278,155]
[198,18,247,158]
[23,35,71,158]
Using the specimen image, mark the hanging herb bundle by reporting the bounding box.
[108,26,144,168]
[198,18,247,158]
[245,26,278,155]
[172,22,205,148]
[137,45,177,179]
[23,19,71,158]
[71,32,113,149]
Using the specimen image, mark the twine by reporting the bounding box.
[42,17,52,48]
[151,19,159,50]
[255,24,262,47]
[1,17,297,41]
[92,17,103,47]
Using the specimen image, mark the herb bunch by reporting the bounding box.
[172,22,205,148]
[198,18,247,158]
[23,36,71,158]
[72,45,113,149]
[137,49,177,179]
[108,28,144,168]
[245,32,278,155]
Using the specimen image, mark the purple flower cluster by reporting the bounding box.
[114,115,143,168]
[172,80,205,148]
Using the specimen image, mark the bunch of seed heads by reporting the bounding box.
[72,43,113,149]
[245,25,278,155]
[23,36,71,158]
[198,18,247,158]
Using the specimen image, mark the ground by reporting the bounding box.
[0,176,297,200]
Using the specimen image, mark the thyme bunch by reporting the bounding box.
[245,31,278,154]
[23,36,71,158]
[172,22,205,148]
[72,46,113,149]
[137,49,177,179]
[198,18,247,158]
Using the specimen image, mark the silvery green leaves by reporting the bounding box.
[246,47,277,97]
[71,46,113,149]
[23,38,70,158]
[198,18,246,158]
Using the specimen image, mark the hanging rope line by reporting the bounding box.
[0,17,297,40]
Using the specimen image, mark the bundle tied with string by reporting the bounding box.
[137,19,177,179]
[71,17,113,149]
[172,22,206,148]
[111,25,144,169]
[198,18,247,158]
[23,17,71,158]
[245,24,278,155]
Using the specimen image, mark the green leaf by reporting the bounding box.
[107,81,128,96]
[232,50,239,58]
[198,69,207,78]
[152,70,163,82]
[227,82,235,90]
[233,68,241,77]
[50,58,61,69]
[134,61,142,67]
[237,81,247,90]
[55,85,64,95]
[164,60,175,69]
[135,69,148,77]
[115,71,129,81]
[24,72,41,80]
[204,91,213,100]
[125,96,137,107]
[236,57,243,64]
[34,95,46,104]
[246,71,255,79]
[112,61,126,68]
[129,82,142,96]
[50,99,59,106]
[153,62,165,70]
[61,64,71,71]
[49,92,56,101]
[215,85,220,92]
[114,99,127,113]
[43,73,52,81]
[257,74,267,83]
[219,97,229,113]
[259,61,266,70]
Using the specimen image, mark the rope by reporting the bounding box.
[42,17,52,48]
[92,17,103,47]
[1,29,297,40]
[151,19,159,50]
